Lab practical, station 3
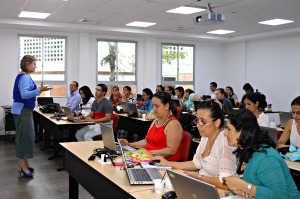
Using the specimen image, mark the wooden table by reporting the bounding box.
[33,108,94,160]
[60,141,232,199]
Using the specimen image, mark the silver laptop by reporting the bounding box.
[167,170,220,199]
[62,107,86,123]
[118,138,162,185]
[101,124,135,155]
[279,112,292,128]
[127,103,142,118]
[260,126,278,148]
[54,103,66,116]
[120,101,129,112]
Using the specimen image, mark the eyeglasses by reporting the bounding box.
[69,84,77,87]
[193,118,216,126]
[95,88,102,92]
[291,111,300,116]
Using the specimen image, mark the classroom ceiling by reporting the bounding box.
[0,0,300,42]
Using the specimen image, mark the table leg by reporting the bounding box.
[69,175,79,199]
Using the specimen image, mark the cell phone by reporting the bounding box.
[88,155,96,161]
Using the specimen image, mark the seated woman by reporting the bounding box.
[278,96,300,148]
[152,100,237,189]
[122,86,137,104]
[184,89,200,110]
[139,88,154,113]
[243,92,269,127]
[109,86,122,106]
[223,109,299,199]
[175,86,185,107]
[79,86,95,117]
[120,92,183,161]
[165,86,176,99]
[226,86,239,107]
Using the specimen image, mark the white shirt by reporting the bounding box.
[206,91,216,99]
[80,97,95,117]
[192,131,237,183]
[290,119,300,147]
[257,112,269,127]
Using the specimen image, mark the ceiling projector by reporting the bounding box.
[194,13,225,25]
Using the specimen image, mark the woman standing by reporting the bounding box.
[79,86,95,117]
[12,55,52,178]
[223,109,299,199]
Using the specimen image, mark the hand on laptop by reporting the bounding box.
[150,156,168,166]
[119,139,129,146]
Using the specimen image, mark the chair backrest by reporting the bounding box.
[111,113,119,132]
[178,131,191,162]
[137,100,143,109]
[175,106,182,120]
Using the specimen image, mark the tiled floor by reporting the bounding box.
[0,139,94,199]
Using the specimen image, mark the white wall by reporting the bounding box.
[224,35,300,111]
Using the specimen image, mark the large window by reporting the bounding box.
[19,35,67,97]
[161,43,194,89]
[97,40,137,95]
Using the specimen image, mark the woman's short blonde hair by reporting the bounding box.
[20,55,36,72]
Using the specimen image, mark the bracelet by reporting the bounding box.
[247,183,252,194]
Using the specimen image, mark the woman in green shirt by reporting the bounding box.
[223,109,299,199]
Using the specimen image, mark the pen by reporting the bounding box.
[161,171,167,182]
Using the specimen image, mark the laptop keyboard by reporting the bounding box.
[129,169,152,182]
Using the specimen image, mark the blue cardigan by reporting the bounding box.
[139,99,153,113]
[243,147,300,199]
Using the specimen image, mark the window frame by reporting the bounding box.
[161,43,195,87]
[96,39,138,87]
[18,34,68,97]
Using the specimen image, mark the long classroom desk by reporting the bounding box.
[61,141,300,199]
[33,108,94,159]
[117,113,152,142]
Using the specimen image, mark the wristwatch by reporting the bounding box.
[247,183,252,194]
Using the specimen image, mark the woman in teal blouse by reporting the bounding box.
[223,109,299,199]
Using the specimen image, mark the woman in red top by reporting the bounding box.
[109,86,122,106]
[120,92,183,161]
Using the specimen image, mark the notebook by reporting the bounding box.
[260,126,278,148]
[62,107,87,123]
[127,103,142,118]
[118,138,162,185]
[171,99,181,107]
[120,101,129,112]
[167,170,220,199]
[101,124,135,155]
[279,112,292,128]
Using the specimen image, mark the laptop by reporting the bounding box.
[279,112,292,128]
[101,124,135,155]
[260,126,278,148]
[166,170,220,199]
[62,107,87,123]
[203,95,211,101]
[171,99,181,107]
[265,112,280,126]
[194,101,200,111]
[127,103,142,118]
[118,138,162,185]
[120,101,129,112]
[54,103,66,116]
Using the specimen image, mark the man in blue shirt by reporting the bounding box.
[66,81,81,111]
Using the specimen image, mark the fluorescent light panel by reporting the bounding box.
[258,19,294,26]
[18,11,50,19]
[166,6,206,14]
[207,30,235,35]
[126,21,156,27]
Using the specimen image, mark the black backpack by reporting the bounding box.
[179,114,200,138]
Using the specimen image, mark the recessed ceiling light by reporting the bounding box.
[126,21,156,27]
[166,6,206,14]
[258,19,294,26]
[18,11,50,19]
[207,29,235,35]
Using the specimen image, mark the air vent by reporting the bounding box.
[78,18,101,24]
